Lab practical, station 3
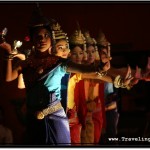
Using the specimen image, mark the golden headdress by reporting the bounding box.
[97,30,111,47]
[83,30,100,60]
[51,21,69,43]
[84,31,96,45]
[69,21,85,46]
[51,20,70,54]
[69,25,87,60]
[69,30,86,46]
[97,30,112,60]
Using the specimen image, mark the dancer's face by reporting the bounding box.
[86,45,96,64]
[33,28,52,52]
[100,47,111,69]
[70,46,84,64]
[55,39,70,58]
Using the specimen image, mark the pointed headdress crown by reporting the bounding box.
[50,20,70,54]
[83,30,97,46]
[69,29,86,45]
[69,22,87,60]
[97,30,112,60]
[97,30,110,46]
[51,20,69,43]
[83,30,100,60]
[69,21,86,46]
[28,4,52,41]
[28,4,50,28]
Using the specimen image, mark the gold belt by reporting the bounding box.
[36,102,63,120]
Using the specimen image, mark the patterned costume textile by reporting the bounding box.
[21,52,71,145]
[67,107,82,145]
[67,74,82,145]
[76,79,105,145]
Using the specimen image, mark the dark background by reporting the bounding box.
[0,2,150,145]
[1,2,150,50]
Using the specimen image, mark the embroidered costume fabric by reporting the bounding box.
[21,53,71,145]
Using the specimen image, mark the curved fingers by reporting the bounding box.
[13,54,26,60]
[125,65,132,80]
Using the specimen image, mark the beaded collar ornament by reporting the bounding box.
[21,51,61,88]
[26,51,60,74]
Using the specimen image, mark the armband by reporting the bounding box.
[96,71,107,77]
